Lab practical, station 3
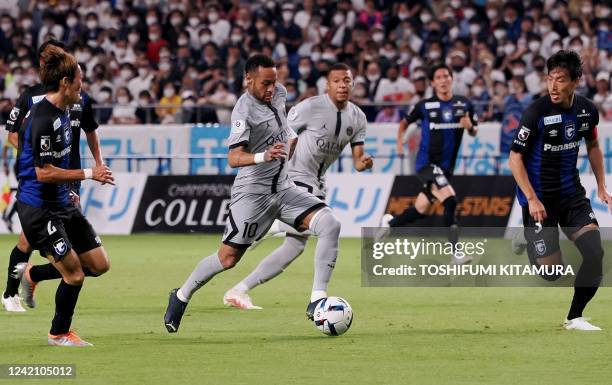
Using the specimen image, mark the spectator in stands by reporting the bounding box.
[110,87,138,124]
[135,90,158,124]
[449,50,477,96]
[207,4,231,46]
[200,81,236,124]
[146,24,168,64]
[95,86,113,125]
[500,76,532,154]
[157,83,182,124]
[525,55,547,96]
[128,60,155,102]
[364,61,382,101]
[593,72,612,120]
[375,106,401,124]
[374,64,413,103]
[470,76,492,122]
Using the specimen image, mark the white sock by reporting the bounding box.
[176,288,189,303]
[231,282,249,293]
[311,290,327,302]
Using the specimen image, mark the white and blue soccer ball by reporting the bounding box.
[313,296,353,336]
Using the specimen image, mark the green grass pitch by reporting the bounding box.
[0,234,610,385]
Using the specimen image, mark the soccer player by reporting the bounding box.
[222,63,373,310]
[1,39,103,312]
[15,46,114,345]
[510,50,610,331]
[164,54,342,332]
[380,63,477,264]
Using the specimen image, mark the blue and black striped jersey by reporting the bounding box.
[511,95,599,206]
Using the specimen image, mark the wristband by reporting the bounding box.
[254,152,266,164]
[83,168,93,179]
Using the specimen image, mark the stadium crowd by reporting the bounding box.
[0,0,610,124]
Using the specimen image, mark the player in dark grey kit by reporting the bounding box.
[164,55,343,333]
[223,63,373,310]
[510,50,611,330]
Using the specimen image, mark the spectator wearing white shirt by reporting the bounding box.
[374,65,413,103]
[449,51,476,97]
[110,87,138,124]
[207,4,230,47]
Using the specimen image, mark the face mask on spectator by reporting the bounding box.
[581,5,592,14]
[528,41,541,52]
[367,73,380,82]
[178,37,189,46]
[208,12,219,23]
[189,17,199,27]
[21,61,31,69]
[472,85,484,97]
[570,44,583,52]
[22,19,32,29]
[429,50,441,60]
[512,66,526,76]
[493,29,506,40]
[551,44,562,52]
[200,34,211,44]
[449,27,459,40]
[138,98,149,106]
[231,34,242,43]
[128,16,139,26]
[464,8,476,19]
[469,24,480,35]
[170,17,182,27]
[116,47,126,57]
[76,50,91,62]
[120,69,132,80]
[159,62,171,71]
[183,99,195,107]
[486,9,498,19]
[400,52,410,61]
[398,11,409,21]
[372,32,384,43]
[88,39,99,48]
[380,49,396,59]
[420,13,432,24]
[164,87,175,97]
[146,16,157,26]
[333,13,345,25]
[568,27,580,37]
[282,11,293,23]
[86,20,98,29]
[450,0,461,8]
[117,96,129,104]
[311,52,321,62]
[149,33,159,41]
[322,53,336,61]
[99,91,111,102]
[539,25,551,34]
[354,87,366,97]
[298,66,311,76]
[129,33,139,44]
[504,44,515,55]
[66,17,78,28]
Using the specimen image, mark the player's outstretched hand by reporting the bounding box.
[597,186,612,214]
[92,165,115,185]
[528,197,547,223]
[358,153,374,171]
[265,143,287,162]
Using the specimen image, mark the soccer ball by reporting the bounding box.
[313,297,353,336]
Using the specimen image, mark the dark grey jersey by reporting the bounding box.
[287,94,367,195]
[228,84,297,194]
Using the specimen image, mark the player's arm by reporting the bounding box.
[30,116,113,185]
[461,100,478,136]
[6,92,28,148]
[508,110,546,222]
[228,144,287,168]
[288,137,297,160]
[85,130,104,166]
[351,144,373,172]
[584,110,612,211]
[82,92,103,166]
[398,103,421,156]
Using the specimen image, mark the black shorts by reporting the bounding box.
[416,164,452,202]
[17,201,101,262]
[522,194,597,262]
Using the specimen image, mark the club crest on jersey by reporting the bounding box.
[442,109,452,122]
[534,240,546,256]
[543,114,562,125]
[288,108,298,121]
[517,126,530,141]
[53,238,68,256]
[564,121,575,140]
[9,107,19,121]
[40,136,51,151]
[346,126,353,136]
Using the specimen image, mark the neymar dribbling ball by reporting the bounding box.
[313,297,353,336]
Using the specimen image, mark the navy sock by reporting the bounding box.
[4,247,31,297]
[50,280,82,335]
[389,206,425,227]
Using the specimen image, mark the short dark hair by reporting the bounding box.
[429,63,452,81]
[38,39,67,61]
[327,62,351,78]
[244,54,275,75]
[547,50,582,80]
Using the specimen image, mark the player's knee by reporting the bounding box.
[17,235,32,253]
[310,209,340,239]
[90,259,111,276]
[219,252,242,269]
[442,196,457,227]
[64,270,85,286]
[286,235,308,255]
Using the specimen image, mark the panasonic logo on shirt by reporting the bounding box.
[429,122,462,130]
[543,141,581,152]
[543,115,562,125]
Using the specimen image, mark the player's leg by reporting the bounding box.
[522,204,563,280]
[561,197,602,330]
[45,249,91,346]
[387,192,431,227]
[2,232,32,311]
[225,233,309,309]
[164,193,276,332]
[249,219,307,250]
